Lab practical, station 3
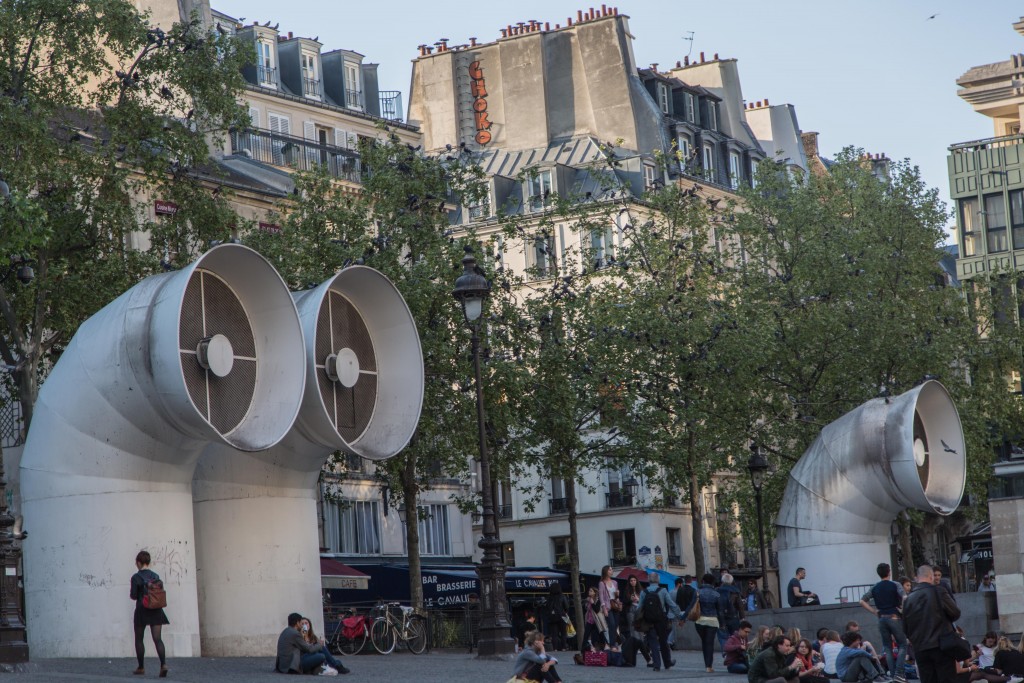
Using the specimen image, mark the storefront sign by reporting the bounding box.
[468,61,492,145]
[259,222,281,234]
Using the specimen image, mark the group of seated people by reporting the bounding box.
[736,622,1024,683]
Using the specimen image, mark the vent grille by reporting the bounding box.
[178,268,258,435]
[315,290,378,442]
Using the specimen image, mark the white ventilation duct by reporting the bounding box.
[776,380,966,604]
[192,266,423,656]
[20,245,305,657]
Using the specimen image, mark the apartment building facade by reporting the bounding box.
[408,6,807,577]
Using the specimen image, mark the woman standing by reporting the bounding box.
[546,583,571,651]
[130,550,169,678]
[598,566,619,648]
[582,587,603,652]
[695,573,721,673]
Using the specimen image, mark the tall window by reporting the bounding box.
[552,536,571,566]
[643,163,657,190]
[527,170,553,211]
[985,193,1008,253]
[324,500,380,555]
[606,462,634,508]
[703,145,716,182]
[418,504,451,556]
[657,82,670,114]
[960,197,980,257]
[707,102,718,131]
[751,159,759,188]
[666,528,682,565]
[344,62,361,109]
[608,529,637,565]
[685,93,696,123]
[526,232,556,279]
[678,136,692,172]
[590,226,614,269]
[729,152,741,189]
[549,477,568,514]
[257,41,275,85]
[300,53,318,98]
[1011,190,1024,250]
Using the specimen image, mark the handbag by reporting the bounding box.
[610,598,623,611]
[584,650,608,667]
[566,620,576,638]
[939,630,972,661]
[686,599,701,622]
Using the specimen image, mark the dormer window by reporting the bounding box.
[468,193,491,222]
[657,82,670,115]
[257,40,276,86]
[344,62,362,110]
[703,145,716,182]
[685,93,696,123]
[301,53,319,99]
[707,102,718,131]
[729,152,741,189]
[643,163,657,190]
[526,169,553,212]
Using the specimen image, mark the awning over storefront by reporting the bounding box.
[320,558,371,590]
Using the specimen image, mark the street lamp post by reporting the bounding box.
[452,246,514,658]
[746,445,769,599]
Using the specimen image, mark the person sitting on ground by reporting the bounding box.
[515,630,563,683]
[845,622,886,674]
[958,628,1022,683]
[994,637,1024,677]
[795,638,829,683]
[976,633,1000,671]
[298,618,349,676]
[276,612,326,675]
[749,635,801,683]
[820,631,844,680]
[750,627,774,666]
[812,628,829,653]
[726,620,753,674]
[836,631,887,683]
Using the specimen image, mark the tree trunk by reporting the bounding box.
[403,456,424,613]
[14,362,36,434]
[687,456,706,579]
[567,476,585,651]
[898,513,915,579]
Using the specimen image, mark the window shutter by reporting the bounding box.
[303,120,317,167]
[334,128,348,149]
[248,107,259,129]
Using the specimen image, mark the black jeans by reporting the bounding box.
[547,619,567,650]
[916,646,958,683]
[842,656,883,682]
[696,622,718,668]
[520,661,561,682]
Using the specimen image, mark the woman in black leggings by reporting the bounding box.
[130,550,169,677]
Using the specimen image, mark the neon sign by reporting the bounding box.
[468,61,492,145]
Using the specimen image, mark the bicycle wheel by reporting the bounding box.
[405,615,428,654]
[370,618,396,655]
[339,624,367,656]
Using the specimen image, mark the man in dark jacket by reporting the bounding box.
[639,572,683,672]
[903,565,960,683]
[275,612,325,674]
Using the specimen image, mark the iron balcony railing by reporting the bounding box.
[231,127,362,183]
[667,554,681,565]
[605,491,634,509]
[302,77,321,98]
[497,504,512,520]
[257,65,277,86]
[950,133,1024,154]
[345,89,362,109]
[740,546,779,569]
[379,90,404,122]
[548,497,569,515]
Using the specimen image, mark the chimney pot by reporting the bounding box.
[614,7,618,14]
[470,37,477,45]
[764,98,769,105]
[555,23,560,29]
[676,60,681,68]
[602,3,608,15]
[545,22,550,30]
[713,53,718,60]
[700,51,705,62]
[500,29,507,37]
[684,56,689,65]
[287,31,293,39]
[577,10,583,21]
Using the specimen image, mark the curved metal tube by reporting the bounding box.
[776,381,966,604]
[20,245,305,657]
[192,267,423,655]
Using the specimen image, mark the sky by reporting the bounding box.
[212,0,1024,239]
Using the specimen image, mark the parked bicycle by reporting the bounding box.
[369,601,428,655]
[325,607,369,656]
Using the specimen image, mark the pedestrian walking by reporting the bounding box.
[129,550,169,678]
[637,571,682,672]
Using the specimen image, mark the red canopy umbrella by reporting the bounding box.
[615,567,650,583]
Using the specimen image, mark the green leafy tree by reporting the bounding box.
[729,151,984,568]
[0,0,248,430]
[245,138,530,611]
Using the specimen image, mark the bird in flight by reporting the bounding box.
[941,439,957,454]
[926,13,939,20]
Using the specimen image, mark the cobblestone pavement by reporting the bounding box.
[5,648,736,682]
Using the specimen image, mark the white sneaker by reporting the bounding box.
[1006,676,1022,683]
[320,665,338,676]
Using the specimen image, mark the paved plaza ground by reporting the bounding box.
[5,648,731,681]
